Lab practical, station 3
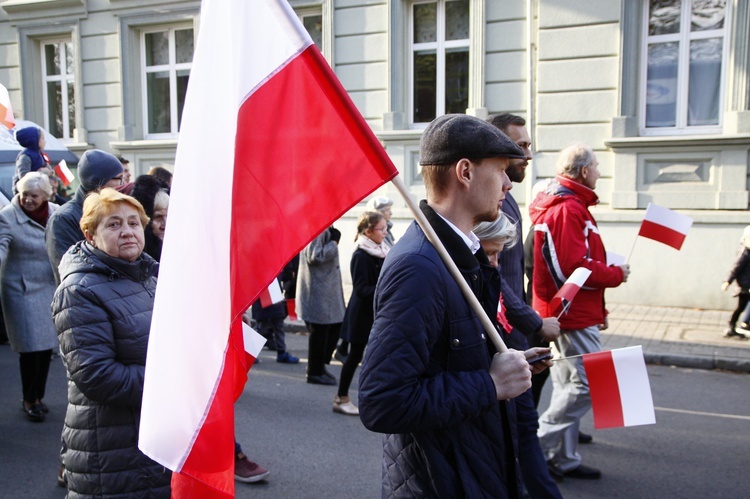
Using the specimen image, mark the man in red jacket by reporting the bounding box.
[530,143,630,480]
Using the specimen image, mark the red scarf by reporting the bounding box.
[22,201,49,228]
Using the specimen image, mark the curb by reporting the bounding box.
[644,352,750,374]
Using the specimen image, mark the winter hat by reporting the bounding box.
[15,126,45,169]
[366,196,393,212]
[419,114,525,166]
[741,225,750,246]
[15,126,41,149]
[77,149,124,192]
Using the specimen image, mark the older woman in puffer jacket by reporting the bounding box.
[51,188,170,498]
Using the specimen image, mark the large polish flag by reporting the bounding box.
[0,83,15,129]
[582,346,656,429]
[138,0,397,497]
[550,267,592,314]
[637,203,693,250]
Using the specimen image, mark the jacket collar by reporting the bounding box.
[420,200,489,271]
[555,175,599,207]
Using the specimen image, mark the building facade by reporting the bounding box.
[1,0,747,309]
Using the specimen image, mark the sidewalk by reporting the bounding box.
[286,303,750,373]
[604,303,750,373]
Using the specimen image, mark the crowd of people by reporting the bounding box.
[1,111,740,499]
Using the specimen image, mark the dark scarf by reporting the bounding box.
[22,200,49,228]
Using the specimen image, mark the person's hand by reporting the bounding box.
[598,316,609,331]
[524,347,553,375]
[489,350,532,400]
[722,281,730,292]
[539,317,560,342]
[619,263,631,282]
[329,227,341,244]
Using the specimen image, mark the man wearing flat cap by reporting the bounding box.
[359,114,536,498]
[46,149,125,283]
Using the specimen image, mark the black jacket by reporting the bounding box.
[340,248,383,344]
[727,247,750,291]
[51,241,170,498]
[45,186,87,284]
[359,201,520,498]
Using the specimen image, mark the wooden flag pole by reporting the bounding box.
[626,234,638,264]
[556,300,571,320]
[390,175,508,353]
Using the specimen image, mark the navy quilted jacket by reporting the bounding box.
[52,241,170,498]
[359,202,520,498]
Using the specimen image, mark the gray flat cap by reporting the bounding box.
[419,114,526,166]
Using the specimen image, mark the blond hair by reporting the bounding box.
[80,188,149,235]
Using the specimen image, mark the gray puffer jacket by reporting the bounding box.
[51,241,170,498]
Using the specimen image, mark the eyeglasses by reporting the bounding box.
[112,175,125,184]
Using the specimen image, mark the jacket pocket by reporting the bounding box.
[446,316,488,371]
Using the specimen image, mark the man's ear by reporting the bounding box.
[454,158,473,187]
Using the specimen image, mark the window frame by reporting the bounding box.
[639,0,732,136]
[40,38,76,141]
[140,25,194,139]
[407,0,471,129]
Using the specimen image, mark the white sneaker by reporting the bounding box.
[333,395,359,416]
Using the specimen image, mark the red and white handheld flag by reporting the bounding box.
[582,346,656,429]
[551,267,592,314]
[637,203,692,250]
[54,159,75,187]
[139,0,397,497]
[0,83,14,129]
[259,279,284,308]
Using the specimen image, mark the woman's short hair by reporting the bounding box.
[556,143,594,179]
[80,188,149,235]
[153,189,169,212]
[355,210,385,241]
[473,212,518,250]
[17,172,53,197]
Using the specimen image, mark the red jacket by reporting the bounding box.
[529,176,625,329]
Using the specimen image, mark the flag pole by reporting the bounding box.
[390,174,508,353]
[626,235,638,264]
[556,300,571,320]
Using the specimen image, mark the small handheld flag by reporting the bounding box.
[637,203,693,250]
[582,346,656,429]
[54,160,75,187]
[551,267,592,316]
[259,279,284,308]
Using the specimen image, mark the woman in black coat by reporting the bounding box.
[333,211,389,415]
[51,188,170,497]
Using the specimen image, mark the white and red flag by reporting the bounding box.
[637,203,693,250]
[0,83,14,129]
[582,346,656,429]
[138,0,397,497]
[551,267,592,314]
[54,159,75,187]
[259,279,284,308]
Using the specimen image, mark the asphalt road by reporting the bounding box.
[1,332,749,498]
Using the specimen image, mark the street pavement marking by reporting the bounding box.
[656,406,750,421]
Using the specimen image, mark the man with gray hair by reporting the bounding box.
[529,143,630,480]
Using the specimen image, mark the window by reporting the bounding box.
[410,0,470,125]
[41,40,75,140]
[641,0,729,134]
[299,11,323,49]
[141,27,194,138]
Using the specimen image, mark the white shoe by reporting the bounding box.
[333,395,359,416]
